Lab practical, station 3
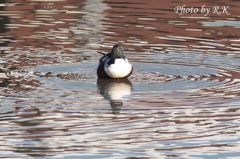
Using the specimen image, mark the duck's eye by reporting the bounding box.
[120,47,124,52]
[117,47,123,53]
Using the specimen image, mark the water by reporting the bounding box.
[0,0,240,158]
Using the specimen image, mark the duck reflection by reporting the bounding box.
[97,79,133,113]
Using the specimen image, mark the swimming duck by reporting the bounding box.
[97,44,133,79]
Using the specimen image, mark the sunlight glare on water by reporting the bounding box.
[0,0,240,158]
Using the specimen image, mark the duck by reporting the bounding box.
[97,44,133,79]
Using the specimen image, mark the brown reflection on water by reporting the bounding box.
[0,0,108,68]
[0,0,240,158]
[103,0,240,54]
[4,0,82,50]
[0,0,239,68]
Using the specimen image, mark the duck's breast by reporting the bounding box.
[104,59,132,79]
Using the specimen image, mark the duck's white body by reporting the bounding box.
[104,59,132,79]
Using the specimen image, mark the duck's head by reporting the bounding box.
[111,44,125,59]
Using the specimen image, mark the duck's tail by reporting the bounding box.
[97,51,105,55]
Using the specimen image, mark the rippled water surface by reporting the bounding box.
[1,0,240,158]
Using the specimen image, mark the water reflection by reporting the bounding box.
[0,1,10,47]
[0,69,9,87]
[12,107,49,158]
[0,0,240,158]
[97,78,132,113]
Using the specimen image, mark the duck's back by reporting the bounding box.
[97,53,111,78]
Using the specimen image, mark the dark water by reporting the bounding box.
[1,0,240,158]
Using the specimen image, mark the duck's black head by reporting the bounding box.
[111,44,125,59]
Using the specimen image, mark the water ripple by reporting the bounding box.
[1,0,240,158]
